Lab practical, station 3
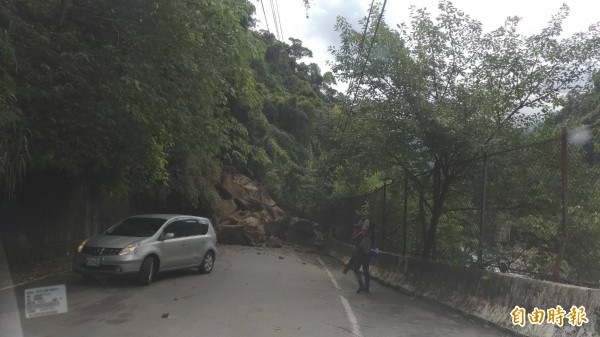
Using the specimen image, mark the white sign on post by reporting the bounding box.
[24,284,68,319]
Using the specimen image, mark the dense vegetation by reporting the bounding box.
[327,1,600,283]
[0,0,337,217]
[2,0,600,284]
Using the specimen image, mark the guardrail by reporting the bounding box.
[326,238,599,337]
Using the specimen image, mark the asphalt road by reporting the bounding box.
[0,245,512,337]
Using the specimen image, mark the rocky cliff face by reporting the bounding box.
[216,173,326,247]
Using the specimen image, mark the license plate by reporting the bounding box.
[86,257,101,266]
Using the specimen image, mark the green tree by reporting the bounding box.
[534,73,600,283]
[0,0,262,213]
[330,1,600,259]
[230,31,339,216]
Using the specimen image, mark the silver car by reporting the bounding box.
[73,214,218,285]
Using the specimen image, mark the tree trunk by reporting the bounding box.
[423,160,452,260]
[424,204,442,259]
[418,191,426,255]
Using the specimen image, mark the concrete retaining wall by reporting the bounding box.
[327,239,600,337]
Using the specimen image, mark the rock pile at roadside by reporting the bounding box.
[216,173,326,247]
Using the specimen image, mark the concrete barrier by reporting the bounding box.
[327,239,600,337]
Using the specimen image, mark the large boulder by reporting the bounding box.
[237,216,265,243]
[215,173,328,248]
[265,235,283,248]
[285,218,317,246]
[264,217,329,247]
[217,214,266,246]
[217,225,254,246]
[219,198,237,219]
[220,173,286,218]
[265,217,290,239]
[216,173,286,246]
[221,174,262,211]
[261,195,286,219]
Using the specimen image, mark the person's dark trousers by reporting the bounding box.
[343,249,357,274]
[352,252,370,293]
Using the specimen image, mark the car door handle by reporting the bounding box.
[181,241,187,246]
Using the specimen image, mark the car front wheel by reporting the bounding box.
[199,251,214,274]
[138,256,155,286]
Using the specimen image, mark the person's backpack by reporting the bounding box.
[351,227,363,239]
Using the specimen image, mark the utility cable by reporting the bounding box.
[335,0,389,143]
[275,0,285,41]
[259,0,271,34]
[331,0,375,144]
[269,0,282,40]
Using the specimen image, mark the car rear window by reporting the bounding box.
[106,217,166,237]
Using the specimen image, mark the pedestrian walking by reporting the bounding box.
[352,225,374,293]
[343,217,368,274]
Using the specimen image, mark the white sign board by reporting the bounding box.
[24,285,68,319]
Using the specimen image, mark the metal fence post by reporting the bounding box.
[403,176,408,257]
[478,153,488,268]
[381,182,387,251]
[553,127,568,281]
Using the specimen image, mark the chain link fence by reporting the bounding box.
[334,128,600,288]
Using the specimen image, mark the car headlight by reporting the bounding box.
[77,239,88,253]
[119,243,139,255]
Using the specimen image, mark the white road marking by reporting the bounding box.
[0,271,68,292]
[340,295,363,337]
[318,257,341,290]
[317,257,364,337]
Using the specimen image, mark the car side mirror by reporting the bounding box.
[164,233,175,240]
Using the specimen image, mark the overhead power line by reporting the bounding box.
[337,0,375,125]
[259,0,271,34]
[335,0,389,143]
[352,0,388,101]
[274,0,285,41]
[269,0,282,40]
[357,0,376,65]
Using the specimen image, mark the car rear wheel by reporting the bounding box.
[138,256,155,286]
[199,251,214,274]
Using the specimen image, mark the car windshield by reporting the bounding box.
[105,218,166,237]
[3,1,600,337]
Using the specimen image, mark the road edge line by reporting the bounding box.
[317,257,363,337]
[0,270,71,292]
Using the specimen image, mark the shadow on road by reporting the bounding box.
[74,268,207,289]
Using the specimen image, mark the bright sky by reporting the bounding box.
[252,0,600,84]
